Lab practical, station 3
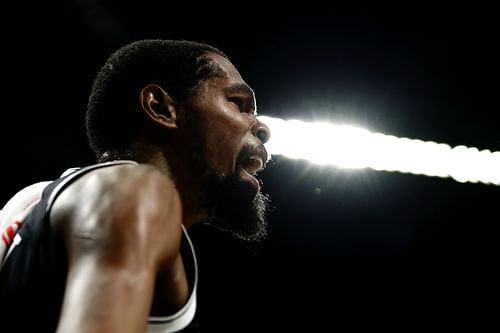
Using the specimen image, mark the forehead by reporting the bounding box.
[202,53,256,98]
[207,52,244,82]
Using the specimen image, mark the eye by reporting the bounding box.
[228,96,256,116]
[228,97,242,108]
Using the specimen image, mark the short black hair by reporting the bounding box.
[86,39,227,159]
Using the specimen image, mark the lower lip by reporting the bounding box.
[239,168,260,191]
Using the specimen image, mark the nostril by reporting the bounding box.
[251,120,271,143]
[256,128,269,143]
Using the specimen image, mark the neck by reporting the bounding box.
[127,142,208,229]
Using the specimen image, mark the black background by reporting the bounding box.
[1,2,499,331]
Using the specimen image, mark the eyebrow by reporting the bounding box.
[224,83,255,98]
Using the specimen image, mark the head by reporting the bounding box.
[86,39,271,241]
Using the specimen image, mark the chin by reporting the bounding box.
[218,190,270,242]
[203,172,271,243]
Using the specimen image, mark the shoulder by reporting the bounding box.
[52,163,180,217]
[50,163,183,263]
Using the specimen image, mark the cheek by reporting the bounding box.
[203,117,247,175]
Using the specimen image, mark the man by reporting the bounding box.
[0,39,271,333]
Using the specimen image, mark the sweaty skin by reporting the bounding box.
[50,52,270,333]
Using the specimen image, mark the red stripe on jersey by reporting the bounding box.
[6,226,14,240]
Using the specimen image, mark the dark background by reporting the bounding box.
[1,2,499,331]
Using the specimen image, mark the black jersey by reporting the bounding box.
[0,161,199,332]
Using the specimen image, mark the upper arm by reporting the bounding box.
[50,165,183,333]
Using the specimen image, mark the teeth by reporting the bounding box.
[243,156,263,175]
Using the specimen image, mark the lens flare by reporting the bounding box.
[258,115,500,186]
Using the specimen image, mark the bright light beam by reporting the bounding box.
[258,116,500,186]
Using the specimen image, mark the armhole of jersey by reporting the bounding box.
[147,224,198,333]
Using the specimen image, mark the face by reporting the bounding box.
[183,53,271,241]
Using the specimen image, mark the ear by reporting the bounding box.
[139,84,178,129]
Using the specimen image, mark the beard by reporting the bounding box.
[202,169,271,242]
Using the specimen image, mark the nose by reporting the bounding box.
[252,118,271,144]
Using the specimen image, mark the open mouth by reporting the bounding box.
[239,145,268,175]
[242,156,264,176]
[237,147,268,190]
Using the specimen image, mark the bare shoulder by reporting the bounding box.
[50,163,183,265]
